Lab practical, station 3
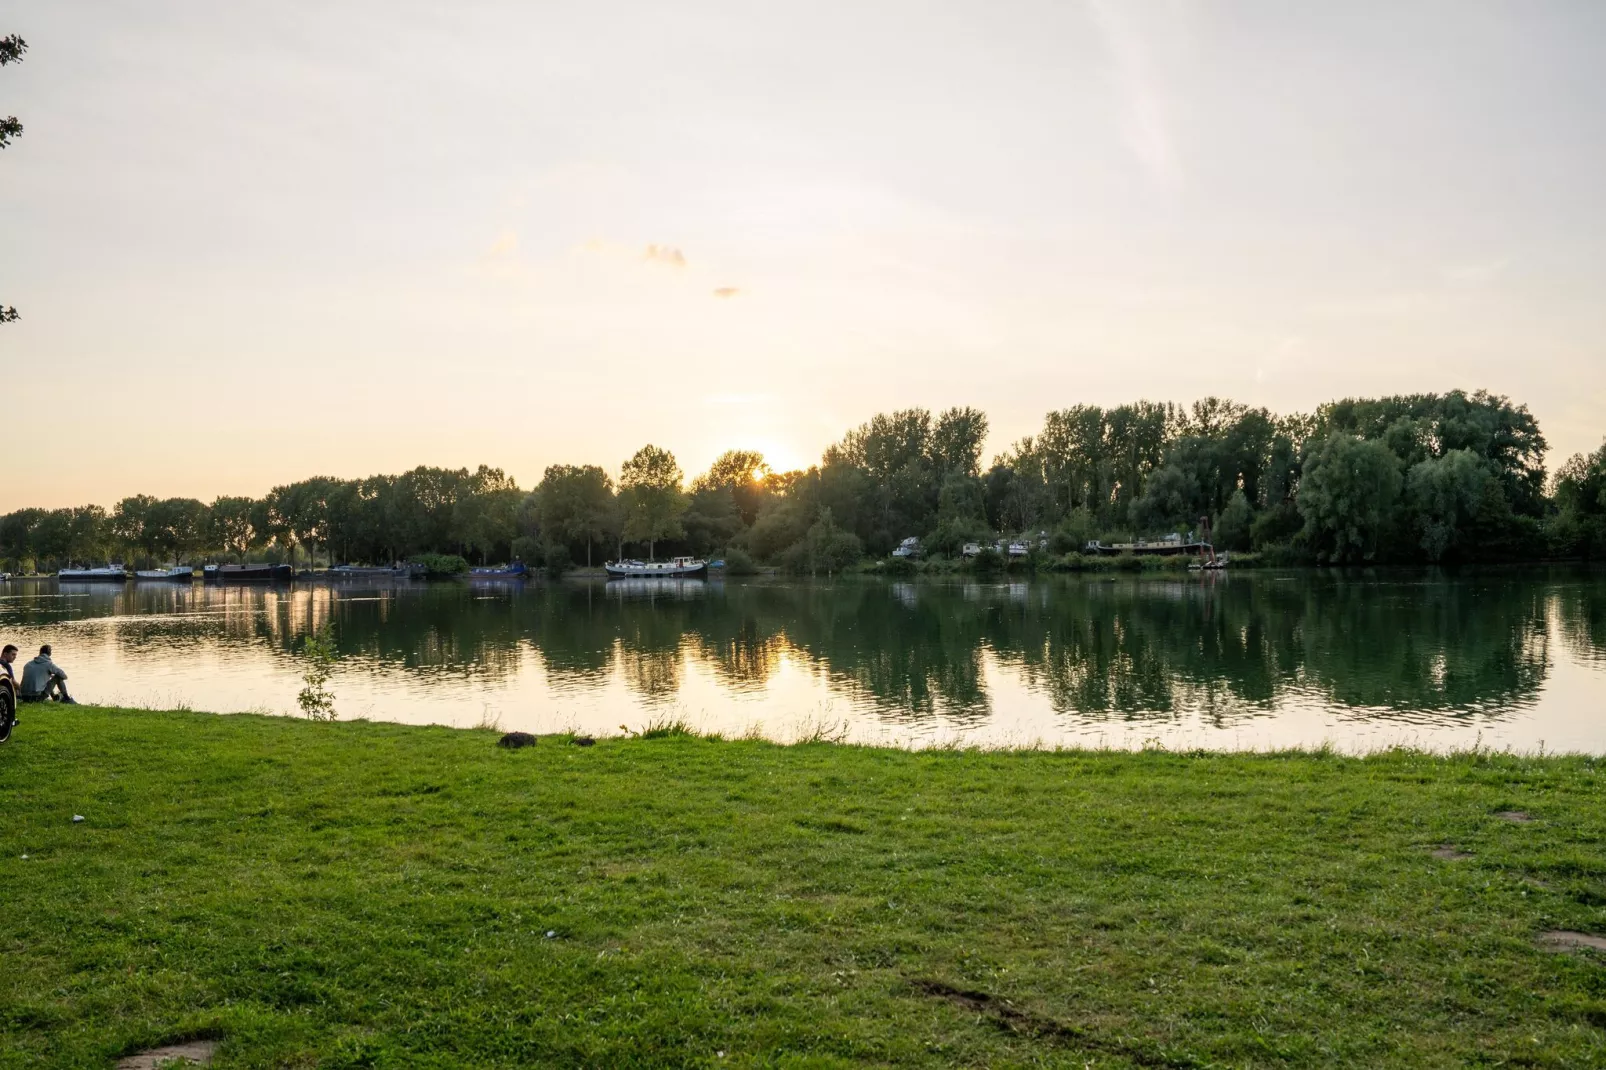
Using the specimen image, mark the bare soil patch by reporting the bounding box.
[1431,846,1473,860]
[1539,930,1606,953]
[911,979,1195,1068]
[1496,810,1533,823]
[115,1040,218,1069]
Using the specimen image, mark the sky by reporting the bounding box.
[2,1,1604,509]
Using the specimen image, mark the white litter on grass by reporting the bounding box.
[72,815,84,823]
[545,930,556,939]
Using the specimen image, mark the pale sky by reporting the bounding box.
[3,1,1604,509]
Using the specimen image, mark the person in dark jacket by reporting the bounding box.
[1,643,16,689]
[19,644,75,703]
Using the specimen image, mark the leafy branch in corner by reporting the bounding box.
[0,34,24,149]
[1,35,24,324]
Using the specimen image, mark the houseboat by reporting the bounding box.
[58,566,128,582]
[135,566,194,581]
[604,556,707,578]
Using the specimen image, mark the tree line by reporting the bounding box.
[2,389,1602,573]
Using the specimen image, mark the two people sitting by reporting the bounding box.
[0,643,76,704]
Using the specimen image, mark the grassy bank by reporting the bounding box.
[2,709,1603,1068]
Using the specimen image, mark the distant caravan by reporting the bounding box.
[605,556,708,578]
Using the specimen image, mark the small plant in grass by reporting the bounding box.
[297,623,338,721]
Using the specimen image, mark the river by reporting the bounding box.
[2,568,1602,752]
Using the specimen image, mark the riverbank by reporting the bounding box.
[2,707,1603,1067]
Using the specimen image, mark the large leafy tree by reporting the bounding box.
[692,450,769,525]
[209,496,257,557]
[534,465,616,567]
[1297,433,1404,563]
[619,445,686,559]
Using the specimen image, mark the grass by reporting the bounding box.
[1,707,1604,1068]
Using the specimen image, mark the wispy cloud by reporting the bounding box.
[1442,258,1508,286]
[643,244,687,267]
[1086,0,1180,191]
[712,286,741,299]
[486,230,518,257]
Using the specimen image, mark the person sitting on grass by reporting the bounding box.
[20,644,76,704]
[0,643,15,687]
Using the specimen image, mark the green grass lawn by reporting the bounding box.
[1,707,1603,1068]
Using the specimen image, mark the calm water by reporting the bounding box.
[2,569,1603,752]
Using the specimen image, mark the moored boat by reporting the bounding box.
[604,556,707,578]
[330,564,426,579]
[58,566,129,582]
[209,563,294,582]
[136,566,195,581]
[468,562,529,579]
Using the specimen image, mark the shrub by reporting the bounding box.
[722,547,758,575]
[969,547,1004,573]
[411,553,470,577]
[297,623,338,721]
[541,542,572,576]
[880,556,917,577]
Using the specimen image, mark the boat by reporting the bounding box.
[135,566,195,581]
[604,556,707,578]
[58,566,128,582]
[330,564,425,579]
[468,562,529,579]
[208,563,294,582]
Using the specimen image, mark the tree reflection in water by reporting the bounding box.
[6,568,1603,732]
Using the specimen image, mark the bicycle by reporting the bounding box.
[0,676,14,744]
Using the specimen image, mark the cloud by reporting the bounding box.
[1442,259,1508,286]
[486,230,518,257]
[712,286,741,298]
[1086,0,1180,191]
[643,244,687,267]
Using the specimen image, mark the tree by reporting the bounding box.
[1131,464,1196,534]
[619,445,687,558]
[145,498,210,561]
[209,496,256,557]
[1405,450,1490,562]
[1297,433,1404,563]
[785,508,862,575]
[1,34,26,324]
[112,495,158,559]
[692,449,769,525]
[1215,490,1254,552]
[534,465,615,567]
[930,407,989,478]
[682,487,744,556]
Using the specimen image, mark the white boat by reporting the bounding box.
[58,566,129,582]
[892,537,920,559]
[604,556,708,578]
[136,566,195,580]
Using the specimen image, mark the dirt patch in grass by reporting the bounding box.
[1431,845,1473,860]
[116,1040,218,1069]
[1539,930,1606,953]
[912,979,1198,1068]
[1496,810,1533,823]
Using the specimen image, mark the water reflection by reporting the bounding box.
[1,569,1602,750]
